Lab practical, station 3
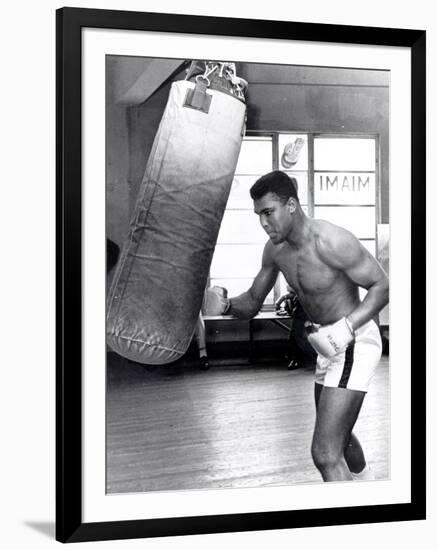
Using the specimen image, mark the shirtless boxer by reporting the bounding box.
[206,171,389,482]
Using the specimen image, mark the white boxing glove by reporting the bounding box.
[203,286,231,316]
[306,317,355,358]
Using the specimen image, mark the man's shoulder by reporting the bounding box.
[263,239,279,258]
[263,239,287,264]
[312,219,360,260]
[313,218,356,242]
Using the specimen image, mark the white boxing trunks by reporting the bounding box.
[315,319,382,392]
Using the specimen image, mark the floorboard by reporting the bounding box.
[106,353,390,494]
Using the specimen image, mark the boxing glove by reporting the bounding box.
[306,317,354,358]
[203,286,231,316]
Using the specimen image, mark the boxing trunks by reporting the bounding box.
[314,319,382,392]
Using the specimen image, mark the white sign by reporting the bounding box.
[315,172,375,205]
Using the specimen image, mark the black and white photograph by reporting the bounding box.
[105,57,390,493]
[1,0,434,547]
[50,5,427,545]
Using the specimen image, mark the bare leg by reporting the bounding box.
[344,433,366,474]
[194,314,209,370]
[314,384,366,474]
[312,385,366,481]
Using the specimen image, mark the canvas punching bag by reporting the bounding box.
[107,61,247,364]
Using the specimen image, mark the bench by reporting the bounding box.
[203,311,292,362]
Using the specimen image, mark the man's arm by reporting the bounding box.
[228,243,279,320]
[318,225,389,331]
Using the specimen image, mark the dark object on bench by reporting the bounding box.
[280,294,317,371]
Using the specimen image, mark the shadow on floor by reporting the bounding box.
[24,521,55,539]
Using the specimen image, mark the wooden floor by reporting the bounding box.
[106,354,390,494]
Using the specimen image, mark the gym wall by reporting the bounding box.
[106,58,389,347]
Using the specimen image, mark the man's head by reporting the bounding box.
[250,171,299,204]
[251,171,301,244]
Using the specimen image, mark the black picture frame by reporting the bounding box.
[56,7,426,543]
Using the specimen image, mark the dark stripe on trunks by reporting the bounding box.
[339,341,355,389]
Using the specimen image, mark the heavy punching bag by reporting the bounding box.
[107,61,247,364]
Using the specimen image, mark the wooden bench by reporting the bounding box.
[203,311,292,362]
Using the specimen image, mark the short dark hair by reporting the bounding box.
[250,171,299,203]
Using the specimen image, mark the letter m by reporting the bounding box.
[358,176,370,190]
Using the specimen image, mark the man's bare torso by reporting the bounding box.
[270,219,360,325]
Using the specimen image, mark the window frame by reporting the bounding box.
[209,131,381,311]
